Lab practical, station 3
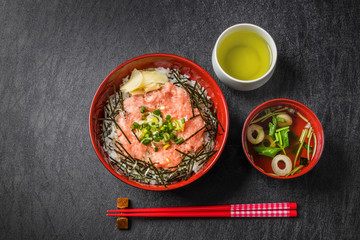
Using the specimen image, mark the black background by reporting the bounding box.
[1,0,359,239]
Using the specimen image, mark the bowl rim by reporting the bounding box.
[213,23,278,84]
[89,53,229,190]
[241,98,324,179]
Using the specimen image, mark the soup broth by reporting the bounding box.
[245,106,316,177]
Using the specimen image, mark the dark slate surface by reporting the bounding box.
[1,0,359,239]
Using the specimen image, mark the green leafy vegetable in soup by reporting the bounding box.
[269,116,277,140]
[303,143,313,153]
[253,147,282,158]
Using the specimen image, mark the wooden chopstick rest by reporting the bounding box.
[117,198,129,209]
[116,198,129,230]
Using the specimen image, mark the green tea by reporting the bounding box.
[217,31,272,80]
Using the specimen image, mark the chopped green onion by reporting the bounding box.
[296,112,309,123]
[299,128,308,142]
[275,132,279,142]
[278,132,283,146]
[163,133,170,142]
[307,127,313,138]
[274,107,288,113]
[252,112,273,123]
[306,129,313,160]
[153,109,161,116]
[132,122,139,130]
[294,128,308,168]
[286,165,304,177]
[172,119,181,130]
[130,107,190,148]
[312,133,317,160]
[154,147,158,152]
[175,138,184,144]
[291,165,304,175]
[251,108,287,124]
[276,126,290,132]
[166,158,171,163]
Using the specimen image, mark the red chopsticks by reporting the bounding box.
[107,202,297,218]
[108,210,297,218]
[108,202,297,213]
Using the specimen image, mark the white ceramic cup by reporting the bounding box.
[212,23,277,91]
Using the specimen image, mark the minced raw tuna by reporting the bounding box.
[116,82,205,168]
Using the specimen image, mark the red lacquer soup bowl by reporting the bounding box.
[242,99,324,179]
[89,53,229,190]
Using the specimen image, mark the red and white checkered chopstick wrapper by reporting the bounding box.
[231,203,297,217]
[230,210,296,217]
[231,202,296,211]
